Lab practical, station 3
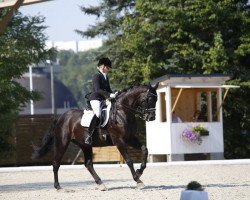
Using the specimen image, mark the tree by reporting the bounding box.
[0,11,56,153]
[223,80,250,158]
[79,0,250,83]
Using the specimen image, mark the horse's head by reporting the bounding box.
[116,82,159,121]
[139,82,159,121]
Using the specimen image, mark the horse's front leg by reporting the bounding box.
[83,147,107,191]
[128,137,148,179]
[116,140,145,188]
[135,145,148,179]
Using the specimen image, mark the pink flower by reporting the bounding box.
[181,128,202,145]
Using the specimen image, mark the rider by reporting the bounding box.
[85,57,117,146]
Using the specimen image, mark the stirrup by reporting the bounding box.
[85,135,92,145]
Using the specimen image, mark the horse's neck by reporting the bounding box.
[121,95,138,109]
[112,88,145,122]
[119,91,142,108]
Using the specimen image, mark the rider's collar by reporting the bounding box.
[99,70,107,80]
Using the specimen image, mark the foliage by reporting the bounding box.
[0,11,56,153]
[223,80,250,159]
[192,125,208,133]
[79,0,250,85]
[186,181,204,191]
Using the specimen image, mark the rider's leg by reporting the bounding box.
[85,100,101,145]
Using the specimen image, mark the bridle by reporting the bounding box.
[138,89,157,115]
[117,89,157,120]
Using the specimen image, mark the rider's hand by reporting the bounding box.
[110,92,118,99]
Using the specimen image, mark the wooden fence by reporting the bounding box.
[0,114,142,166]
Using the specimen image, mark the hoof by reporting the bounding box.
[55,185,62,190]
[137,182,145,189]
[98,183,108,191]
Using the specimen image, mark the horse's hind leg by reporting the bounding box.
[53,161,61,190]
[83,147,107,191]
[53,135,70,190]
[116,140,144,188]
[128,136,148,179]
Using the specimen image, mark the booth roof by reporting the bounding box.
[151,74,232,86]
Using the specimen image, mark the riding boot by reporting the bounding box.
[85,115,100,146]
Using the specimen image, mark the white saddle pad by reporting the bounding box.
[80,101,112,128]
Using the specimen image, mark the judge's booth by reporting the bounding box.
[146,75,239,162]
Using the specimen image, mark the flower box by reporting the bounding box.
[181,125,209,145]
[200,130,209,136]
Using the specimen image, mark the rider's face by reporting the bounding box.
[103,65,110,74]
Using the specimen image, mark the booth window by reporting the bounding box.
[196,90,219,122]
[199,92,208,122]
[168,87,220,123]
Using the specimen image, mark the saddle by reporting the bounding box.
[80,100,112,128]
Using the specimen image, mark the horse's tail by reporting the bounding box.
[31,117,58,160]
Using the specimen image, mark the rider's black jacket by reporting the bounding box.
[89,71,113,101]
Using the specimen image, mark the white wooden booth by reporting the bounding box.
[146,75,239,162]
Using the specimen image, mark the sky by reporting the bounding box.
[19,0,101,41]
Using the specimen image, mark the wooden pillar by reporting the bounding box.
[166,86,172,160]
[171,88,183,113]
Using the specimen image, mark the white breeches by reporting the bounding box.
[90,100,101,118]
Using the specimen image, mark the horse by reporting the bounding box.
[32,82,159,190]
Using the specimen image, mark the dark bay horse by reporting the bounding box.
[32,83,159,190]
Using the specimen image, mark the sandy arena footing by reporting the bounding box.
[0,159,250,200]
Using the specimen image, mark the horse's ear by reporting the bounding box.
[153,82,159,90]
